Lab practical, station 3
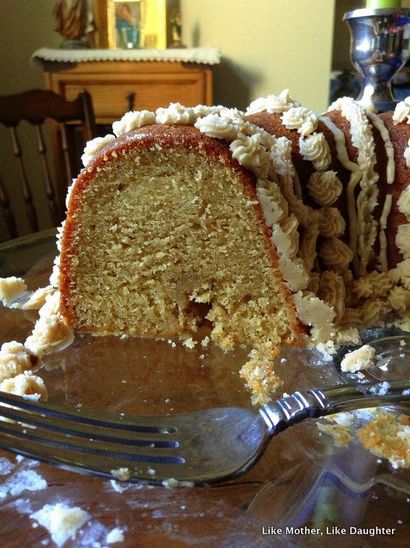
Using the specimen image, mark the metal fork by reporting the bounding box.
[0,380,408,485]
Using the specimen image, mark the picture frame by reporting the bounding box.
[92,0,182,50]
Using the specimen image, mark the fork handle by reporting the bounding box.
[260,379,410,435]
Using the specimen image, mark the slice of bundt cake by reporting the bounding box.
[59,105,336,357]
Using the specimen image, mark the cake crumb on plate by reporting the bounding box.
[340,344,376,372]
[29,502,90,547]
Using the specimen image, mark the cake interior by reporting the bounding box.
[62,146,298,350]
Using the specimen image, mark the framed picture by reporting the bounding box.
[92,0,182,50]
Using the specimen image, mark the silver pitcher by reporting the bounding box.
[344,7,410,111]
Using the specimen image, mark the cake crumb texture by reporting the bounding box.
[357,411,410,469]
[61,144,299,357]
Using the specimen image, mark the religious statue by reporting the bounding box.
[169,8,184,48]
[53,0,95,48]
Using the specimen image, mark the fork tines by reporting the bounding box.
[0,392,185,482]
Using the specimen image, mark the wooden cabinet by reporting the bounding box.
[42,60,214,124]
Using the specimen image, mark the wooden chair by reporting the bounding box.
[0,89,96,241]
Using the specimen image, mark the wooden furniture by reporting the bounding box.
[41,60,213,126]
[0,89,96,241]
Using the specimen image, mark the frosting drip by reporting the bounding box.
[405,139,410,168]
[378,194,392,272]
[367,112,395,185]
[398,187,410,220]
[328,97,379,275]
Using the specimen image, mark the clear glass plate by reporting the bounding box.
[0,230,408,547]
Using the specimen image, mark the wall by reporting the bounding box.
[0,0,336,239]
[181,0,336,112]
[0,0,60,239]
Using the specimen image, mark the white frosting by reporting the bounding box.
[155,102,197,125]
[49,255,61,289]
[398,186,410,220]
[229,133,271,178]
[319,115,359,172]
[272,215,300,258]
[0,371,48,401]
[328,99,376,173]
[352,270,397,299]
[393,97,410,124]
[112,110,156,136]
[298,132,331,171]
[18,285,55,311]
[396,224,410,259]
[318,270,345,322]
[367,112,395,185]
[0,342,35,383]
[246,89,300,115]
[378,194,393,272]
[292,291,335,343]
[193,104,223,117]
[0,277,27,305]
[278,257,310,292]
[318,206,346,238]
[25,291,74,358]
[396,258,410,289]
[328,97,379,276]
[299,225,319,272]
[388,285,410,312]
[256,179,309,292]
[319,238,353,271]
[81,134,116,167]
[405,138,410,168]
[194,113,238,140]
[361,298,391,324]
[307,170,342,206]
[281,107,318,137]
[256,179,288,225]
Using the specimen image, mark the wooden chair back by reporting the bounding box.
[0,89,96,241]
